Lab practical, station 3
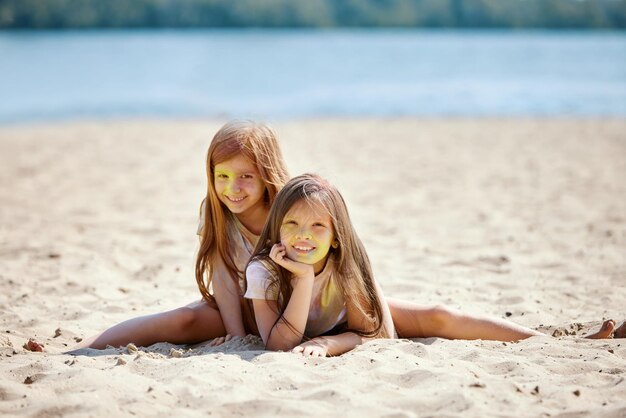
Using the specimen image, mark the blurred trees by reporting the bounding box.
[1,0,624,29]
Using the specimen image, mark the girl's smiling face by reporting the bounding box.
[214,154,266,216]
[280,199,335,274]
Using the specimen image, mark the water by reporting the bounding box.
[0,29,625,123]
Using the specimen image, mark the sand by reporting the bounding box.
[0,118,625,417]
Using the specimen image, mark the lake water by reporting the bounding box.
[0,29,625,123]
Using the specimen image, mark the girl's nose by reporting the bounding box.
[229,180,242,193]
[296,227,312,240]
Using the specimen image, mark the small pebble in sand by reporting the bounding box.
[531,386,540,395]
[169,348,183,358]
[53,328,61,338]
[116,358,127,366]
[23,376,35,384]
[573,390,581,397]
[552,329,565,337]
[127,343,138,354]
[23,339,44,352]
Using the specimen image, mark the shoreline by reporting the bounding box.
[1,114,625,129]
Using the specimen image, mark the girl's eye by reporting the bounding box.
[215,173,228,179]
[241,174,253,179]
[283,220,297,226]
[313,223,327,228]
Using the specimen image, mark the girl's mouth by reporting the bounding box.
[226,195,246,203]
[292,244,316,254]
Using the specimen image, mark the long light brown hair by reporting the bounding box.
[246,173,389,339]
[195,121,289,306]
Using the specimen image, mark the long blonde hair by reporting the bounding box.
[247,173,388,338]
[195,121,289,305]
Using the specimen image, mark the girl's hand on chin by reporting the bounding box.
[269,243,314,279]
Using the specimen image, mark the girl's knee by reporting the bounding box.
[169,307,199,331]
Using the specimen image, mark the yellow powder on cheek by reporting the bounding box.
[321,278,339,308]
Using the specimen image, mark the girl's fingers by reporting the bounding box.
[270,244,286,264]
[271,249,290,268]
[293,345,325,357]
[270,243,284,256]
[270,243,313,277]
[209,335,233,347]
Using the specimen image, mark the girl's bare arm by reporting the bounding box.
[293,278,395,357]
[251,243,316,351]
[211,262,246,337]
[252,273,314,351]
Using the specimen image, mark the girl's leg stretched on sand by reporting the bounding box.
[386,298,616,341]
[76,300,226,349]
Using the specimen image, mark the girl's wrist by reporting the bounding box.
[311,336,328,346]
[291,272,314,284]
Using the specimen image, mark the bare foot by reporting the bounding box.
[614,321,626,339]
[24,339,44,352]
[585,320,615,339]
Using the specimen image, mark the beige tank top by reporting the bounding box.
[197,200,259,291]
[244,257,347,338]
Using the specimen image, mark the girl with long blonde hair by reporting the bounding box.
[244,173,394,356]
[79,120,289,348]
[244,174,622,357]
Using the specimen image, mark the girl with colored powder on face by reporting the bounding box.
[245,174,394,355]
[78,120,289,349]
[244,174,623,357]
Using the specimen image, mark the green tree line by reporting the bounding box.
[1,0,625,29]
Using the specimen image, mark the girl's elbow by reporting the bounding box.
[265,340,297,352]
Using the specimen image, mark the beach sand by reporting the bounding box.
[0,118,625,417]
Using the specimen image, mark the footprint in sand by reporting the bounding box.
[476,255,510,266]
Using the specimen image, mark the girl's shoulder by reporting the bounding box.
[246,257,274,279]
[245,258,280,300]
